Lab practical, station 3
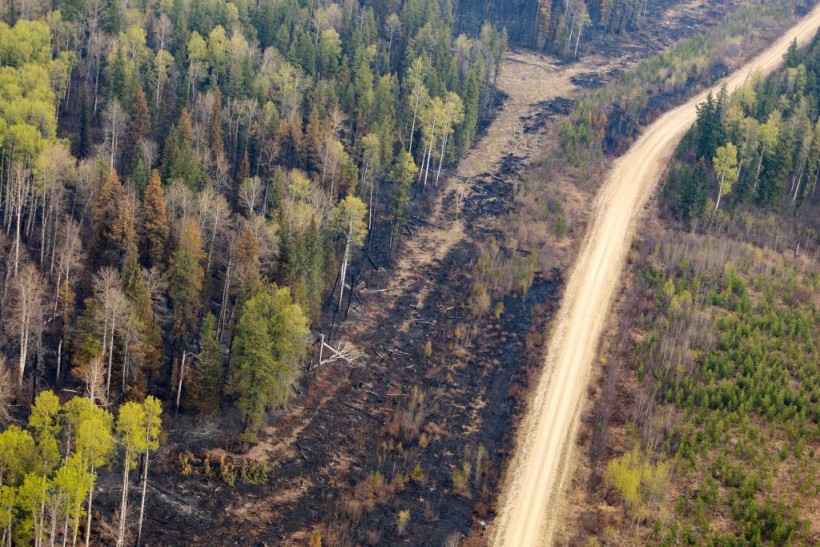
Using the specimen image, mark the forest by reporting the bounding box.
[563,31,820,546]
[1,0,815,544]
[0,0,512,543]
[455,0,663,54]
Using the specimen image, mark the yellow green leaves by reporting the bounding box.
[332,195,367,248]
[63,396,116,470]
[116,396,163,470]
[0,426,36,487]
[604,445,669,517]
[0,20,51,67]
[713,141,738,211]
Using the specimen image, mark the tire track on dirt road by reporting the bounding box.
[491,5,820,546]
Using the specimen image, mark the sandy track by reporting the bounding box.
[491,6,820,546]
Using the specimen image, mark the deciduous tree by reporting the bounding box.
[713,142,738,211]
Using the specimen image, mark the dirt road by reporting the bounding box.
[490,5,820,546]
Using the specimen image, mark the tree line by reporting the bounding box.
[668,34,820,224]
[455,0,658,56]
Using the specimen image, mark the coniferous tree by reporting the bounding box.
[229,285,309,432]
[162,109,205,191]
[120,86,150,180]
[169,219,204,342]
[187,313,222,416]
[142,170,170,269]
[78,86,91,160]
[90,170,136,268]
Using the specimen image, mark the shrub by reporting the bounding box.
[396,509,410,535]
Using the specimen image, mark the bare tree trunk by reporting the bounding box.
[435,131,450,186]
[715,175,724,212]
[136,448,150,546]
[13,189,22,276]
[105,318,115,401]
[423,144,433,189]
[218,257,233,341]
[84,469,95,547]
[56,339,63,386]
[175,352,187,418]
[408,103,419,154]
[338,236,350,310]
[116,454,130,547]
[574,23,583,58]
[18,318,29,387]
[792,154,809,203]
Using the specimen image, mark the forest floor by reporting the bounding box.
[133,1,766,545]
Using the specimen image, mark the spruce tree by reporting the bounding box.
[187,314,222,416]
[169,219,204,341]
[120,86,150,179]
[142,170,170,269]
[229,286,309,432]
[90,170,135,268]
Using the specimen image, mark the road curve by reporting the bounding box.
[491,5,820,546]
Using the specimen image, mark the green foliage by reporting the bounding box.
[627,235,818,543]
[0,20,62,158]
[188,314,223,416]
[605,446,669,517]
[169,219,205,341]
[0,393,121,543]
[162,110,206,191]
[0,426,36,486]
[230,285,309,431]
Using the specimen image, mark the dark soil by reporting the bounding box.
[520,97,576,135]
[570,72,607,90]
[143,158,560,546]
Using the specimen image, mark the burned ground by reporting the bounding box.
[133,1,775,544]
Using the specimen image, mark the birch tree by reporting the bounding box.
[405,58,429,154]
[135,396,161,547]
[63,396,115,546]
[713,142,738,211]
[434,92,465,186]
[755,111,781,186]
[331,196,367,310]
[7,264,45,388]
[93,267,128,401]
[103,99,126,168]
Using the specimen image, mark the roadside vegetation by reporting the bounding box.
[563,31,820,546]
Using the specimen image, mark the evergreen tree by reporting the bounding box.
[678,161,708,220]
[162,109,205,191]
[90,170,136,268]
[78,85,91,159]
[229,285,309,432]
[122,244,163,390]
[187,314,222,416]
[142,170,170,269]
[695,91,726,161]
[169,219,204,341]
[208,88,225,160]
[390,150,418,253]
[120,86,150,180]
